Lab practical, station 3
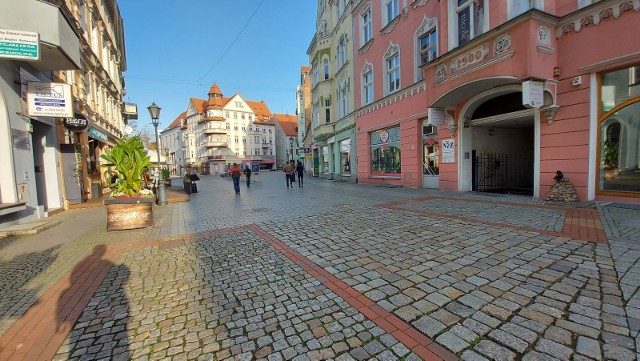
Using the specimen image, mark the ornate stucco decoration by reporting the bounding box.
[435,63,447,81]
[412,0,429,9]
[493,33,511,55]
[416,15,438,38]
[355,82,426,118]
[557,0,640,37]
[537,26,554,54]
[359,39,374,54]
[384,41,400,60]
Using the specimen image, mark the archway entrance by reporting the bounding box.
[465,92,535,195]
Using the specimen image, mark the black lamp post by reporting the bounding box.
[289,137,294,161]
[148,102,168,206]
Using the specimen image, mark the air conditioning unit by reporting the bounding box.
[423,125,436,135]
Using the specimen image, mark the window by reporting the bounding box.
[362,62,374,105]
[325,99,331,123]
[383,0,399,26]
[341,138,351,175]
[598,65,640,194]
[312,61,319,86]
[337,35,347,69]
[370,127,401,174]
[360,6,372,47]
[454,0,485,47]
[416,17,438,81]
[337,79,350,119]
[323,59,330,80]
[384,43,401,94]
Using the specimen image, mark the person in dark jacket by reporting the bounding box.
[296,161,304,188]
[243,166,252,188]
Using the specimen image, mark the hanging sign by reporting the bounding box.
[27,81,73,117]
[64,114,88,132]
[0,29,39,61]
[427,108,446,126]
[522,80,544,108]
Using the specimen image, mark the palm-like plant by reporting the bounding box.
[100,136,151,197]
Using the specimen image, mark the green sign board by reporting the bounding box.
[0,29,39,61]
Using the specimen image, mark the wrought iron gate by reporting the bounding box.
[472,152,534,195]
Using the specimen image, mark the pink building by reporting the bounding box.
[353,0,442,188]
[352,0,639,202]
[421,0,640,201]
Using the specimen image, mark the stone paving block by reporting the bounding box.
[535,338,574,361]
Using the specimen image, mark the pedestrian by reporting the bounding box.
[283,161,294,189]
[296,161,304,188]
[290,160,296,183]
[230,162,242,194]
[244,166,252,188]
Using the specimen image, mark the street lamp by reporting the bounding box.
[289,137,294,161]
[148,102,168,206]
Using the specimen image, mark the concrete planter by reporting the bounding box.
[104,197,154,231]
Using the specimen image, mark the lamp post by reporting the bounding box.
[289,137,294,161]
[148,102,168,206]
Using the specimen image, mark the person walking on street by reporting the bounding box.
[230,163,242,194]
[244,166,252,188]
[296,161,304,188]
[283,162,294,189]
[289,160,296,183]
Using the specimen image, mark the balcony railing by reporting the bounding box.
[204,128,227,134]
[198,116,225,124]
[204,142,228,148]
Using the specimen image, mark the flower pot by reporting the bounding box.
[104,197,154,231]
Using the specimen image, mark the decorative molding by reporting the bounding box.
[557,0,640,38]
[412,0,428,8]
[493,33,511,55]
[537,26,551,46]
[355,82,426,118]
[359,39,373,54]
[435,63,447,81]
[381,16,400,34]
[450,44,489,73]
[416,15,438,38]
[361,61,373,76]
[384,41,400,59]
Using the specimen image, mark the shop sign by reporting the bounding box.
[522,81,544,108]
[27,81,73,117]
[64,114,88,132]
[427,108,446,126]
[441,138,455,163]
[0,29,39,61]
[88,128,108,142]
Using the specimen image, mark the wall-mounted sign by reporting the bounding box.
[27,81,73,117]
[522,80,544,108]
[427,108,446,126]
[64,114,88,132]
[441,138,455,163]
[88,128,108,142]
[0,29,39,61]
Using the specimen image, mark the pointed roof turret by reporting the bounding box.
[207,82,224,110]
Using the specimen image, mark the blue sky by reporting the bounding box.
[119,1,316,130]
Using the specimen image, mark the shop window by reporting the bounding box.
[370,126,401,174]
[598,65,640,194]
[340,139,351,175]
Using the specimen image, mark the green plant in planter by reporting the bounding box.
[161,168,170,181]
[100,136,152,198]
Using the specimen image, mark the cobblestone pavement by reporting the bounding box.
[0,172,639,360]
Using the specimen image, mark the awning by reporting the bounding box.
[260,159,276,164]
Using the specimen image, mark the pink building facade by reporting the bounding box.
[353,0,442,188]
[422,0,640,202]
[351,0,639,202]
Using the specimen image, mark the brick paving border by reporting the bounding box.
[380,196,607,244]
[0,224,458,361]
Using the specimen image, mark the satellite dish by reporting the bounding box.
[124,125,133,135]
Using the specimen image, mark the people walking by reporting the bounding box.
[289,160,296,183]
[283,162,294,189]
[230,163,242,194]
[296,161,304,188]
[244,166,252,188]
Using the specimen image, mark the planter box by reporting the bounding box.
[104,197,154,231]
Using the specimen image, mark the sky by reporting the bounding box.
[118,1,317,131]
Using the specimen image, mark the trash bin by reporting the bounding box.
[183,178,192,194]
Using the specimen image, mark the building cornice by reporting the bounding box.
[557,0,640,37]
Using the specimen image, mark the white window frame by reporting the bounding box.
[323,58,330,80]
[337,35,347,69]
[415,16,438,82]
[360,3,373,47]
[337,79,349,119]
[384,43,401,95]
[361,62,374,106]
[382,0,399,27]
[508,0,543,18]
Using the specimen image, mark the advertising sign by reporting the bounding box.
[64,114,88,133]
[441,138,455,163]
[27,82,73,117]
[427,108,446,126]
[0,29,39,61]
[522,80,544,108]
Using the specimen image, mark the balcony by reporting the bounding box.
[204,142,228,148]
[198,116,225,124]
[204,128,227,135]
[261,142,271,148]
[313,122,335,141]
[0,0,81,71]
